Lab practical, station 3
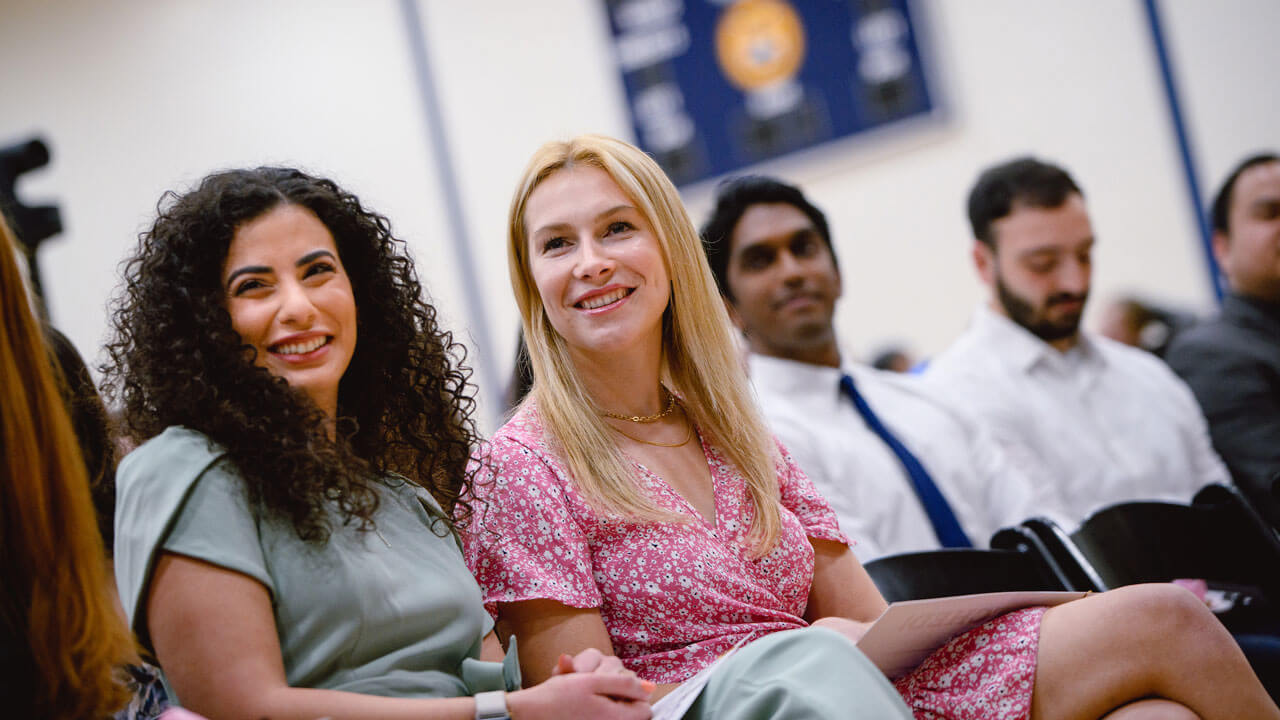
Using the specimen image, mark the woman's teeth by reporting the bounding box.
[274,337,328,355]
[580,288,630,310]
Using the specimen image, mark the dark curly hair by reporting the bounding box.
[103,167,479,543]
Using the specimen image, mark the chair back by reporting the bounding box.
[992,521,1103,592]
[1068,485,1280,601]
[863,547,1068,603]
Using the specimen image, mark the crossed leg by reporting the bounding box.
[1099,699,1198,719]
[1031,584,1278,720]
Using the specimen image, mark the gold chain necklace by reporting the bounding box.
[599,387,677,423]
[606,419,695,448]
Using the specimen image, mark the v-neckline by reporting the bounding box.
[629,429,720,530]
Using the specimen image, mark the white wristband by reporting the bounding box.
[474,690,510,720]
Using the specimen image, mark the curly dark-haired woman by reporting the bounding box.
[105,167,652,720]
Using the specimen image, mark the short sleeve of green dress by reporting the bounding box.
[114,426,497,701]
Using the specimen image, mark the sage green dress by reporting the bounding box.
[114,427,514,703]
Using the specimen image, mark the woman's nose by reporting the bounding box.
[575,238,615,280]
[277,281,318,326]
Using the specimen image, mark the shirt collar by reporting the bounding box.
[970,303,1104,375]
[748,353,845,397]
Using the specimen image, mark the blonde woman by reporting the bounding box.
[462,134,1280,720]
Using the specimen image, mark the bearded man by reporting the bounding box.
[924,157,1228,522]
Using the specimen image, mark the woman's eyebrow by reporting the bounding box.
[530,205,636,237]
[297,249,336,266]
[225,264,271,287]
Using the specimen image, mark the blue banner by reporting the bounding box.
[605,0,935,186]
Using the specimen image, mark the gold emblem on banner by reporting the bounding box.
[714,0,807,91]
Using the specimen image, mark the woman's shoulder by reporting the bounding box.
[472,402,571,486]
[481,401,556,458]
[119,426,229,481]
[492,401,544,441]
[115,427,245,551]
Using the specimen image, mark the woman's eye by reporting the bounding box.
[542,237,568,253]
[232,279,265,296]
[606,221,633,236]
[304,261,336,278]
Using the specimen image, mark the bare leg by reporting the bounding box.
[1100,699,1199,720]
[1031,584,1279,720]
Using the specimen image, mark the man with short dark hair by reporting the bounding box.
[925,157,1229,523]
[1165,152,1280,523]
[701,176,1040,560]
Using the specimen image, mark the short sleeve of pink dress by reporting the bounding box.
[461,403,849,683]
[774,439,847,546]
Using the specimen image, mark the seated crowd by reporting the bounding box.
[1,138,1277,720]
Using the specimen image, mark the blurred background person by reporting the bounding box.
[1166,152,1280,524]
[869,345,916,373]
[1095,294,1196,357]
[0,213,139,718]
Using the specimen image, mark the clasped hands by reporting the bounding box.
[506,647,653,720]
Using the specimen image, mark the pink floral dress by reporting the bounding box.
[462,403,1041,719]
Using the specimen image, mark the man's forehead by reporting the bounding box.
[731,202,817,252]
[1234,161,1280,206]
[992,196,1093,252]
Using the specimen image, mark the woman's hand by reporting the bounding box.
[551,647,629,676]
[811,616,875,644]
[508,672,653,720]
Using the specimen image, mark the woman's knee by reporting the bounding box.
[1100,698,1201,720]
[1101,584,1219,640]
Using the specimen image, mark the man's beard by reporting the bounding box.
[996,273,1086,343]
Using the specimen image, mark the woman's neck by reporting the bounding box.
[569,340,666,418]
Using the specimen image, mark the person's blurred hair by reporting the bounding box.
[1210,152,1279,235]
[699,175,836,301]
[0,214,136,717]
[968,157,1083,247]
[505,134,783,555]
[44,326,117,550]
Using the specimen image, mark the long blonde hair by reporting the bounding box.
[507,134,782,554]
[0,216,136,717]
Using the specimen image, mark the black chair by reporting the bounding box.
[1012,485,1280,700]
[1217,461,1280,534]
[863,541,1070,603]
[1051,485,1280,604]
[1239,470,1280,535]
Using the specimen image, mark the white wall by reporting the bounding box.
[2,0,1276,430]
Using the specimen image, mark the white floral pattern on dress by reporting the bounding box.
[461,403,847,683]
[893,606,1044,720]
[461,402,1041,718]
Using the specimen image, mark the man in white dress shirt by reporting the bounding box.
[700,176,1041,561]
[924,157,1229,523]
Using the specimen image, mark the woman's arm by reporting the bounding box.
[148,553,651,720]
[496,599,621,686]
[480,630,505,662]
[802,538,888,642]
[498,599,678,701]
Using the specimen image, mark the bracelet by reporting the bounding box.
[474,690,510,720]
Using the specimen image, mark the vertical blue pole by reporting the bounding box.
[399,0,503,426]
[1141,0,1223,300]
